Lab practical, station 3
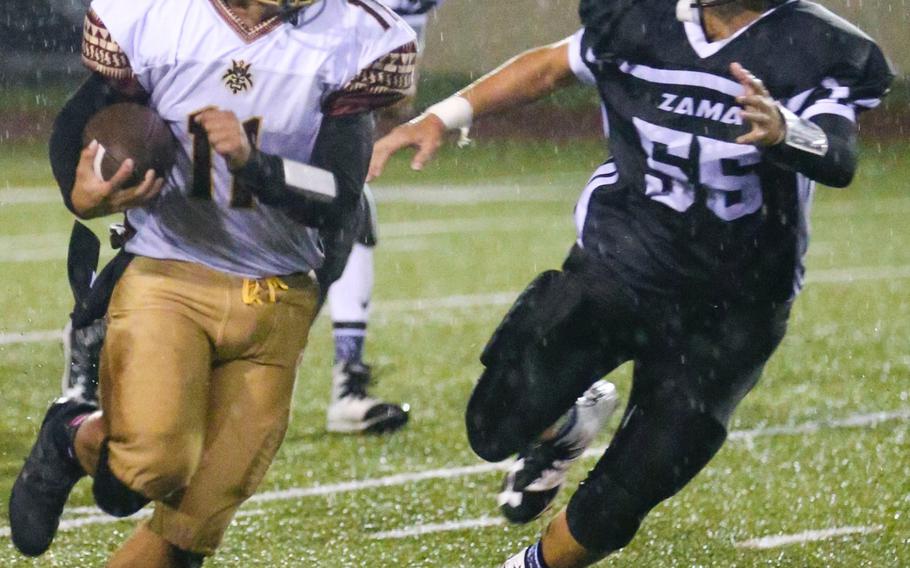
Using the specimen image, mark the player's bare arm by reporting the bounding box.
[70,140,164,220]
[368,40,576,180]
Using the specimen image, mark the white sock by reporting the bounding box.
[328,244,374,362]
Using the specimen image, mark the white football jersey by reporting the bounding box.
[86,0,415,278]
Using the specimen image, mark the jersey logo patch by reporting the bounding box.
[223,60,254,94]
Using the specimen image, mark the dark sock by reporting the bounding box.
[525,541,551,568]
[333,324,365,364]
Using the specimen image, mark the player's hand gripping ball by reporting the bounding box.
[82,103,178,186]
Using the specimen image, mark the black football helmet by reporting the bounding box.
[677,0,787,22]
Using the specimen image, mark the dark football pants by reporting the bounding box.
[100,257,319,554]
[467,246,790,553]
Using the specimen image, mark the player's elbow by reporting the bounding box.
[819,148,858,188]
[823,169,854,189]
[539,44,575,90]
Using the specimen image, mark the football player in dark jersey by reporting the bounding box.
[370,0,894,566]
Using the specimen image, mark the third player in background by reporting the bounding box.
[324,0,447,434]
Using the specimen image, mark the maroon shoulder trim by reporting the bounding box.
[81,8,133,79]
[323,41,418,116]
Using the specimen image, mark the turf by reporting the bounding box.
[0,138,908,567]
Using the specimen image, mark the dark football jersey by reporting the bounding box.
[573,0,893,301]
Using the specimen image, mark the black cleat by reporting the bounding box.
[498,380,619,524]
[326,362,410,434]
[9,398,94,556]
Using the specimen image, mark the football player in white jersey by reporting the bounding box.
[323,0,446,434]
[9,0,416,565]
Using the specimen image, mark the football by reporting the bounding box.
[82,102,177,187]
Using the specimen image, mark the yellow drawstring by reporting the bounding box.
[242,277,289,305]
[265,277,289,303]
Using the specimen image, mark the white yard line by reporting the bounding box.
[380,216,561,237]
[0,248,80,264]
[726,408,910,442]
[375,185,570,204]
[371,517,505,540]
[4,406,902,537]
[0,292,521,346]
[0,232,71,247]
[3,260,910,346]
[808,265,910,283]
[0,507,266,537]
[373,292,518,313]
[0,187,59,205]
[0,217,563,264]
[6,186,910,209]
[57,463,510,521]
[0,185,571,207]
[735,525,884,550]
[0,329,64,346]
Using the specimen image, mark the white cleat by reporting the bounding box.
[498,380,620,523]
[326,362,409,434]
[499,548,530,568]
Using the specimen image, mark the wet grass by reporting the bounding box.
[0,139,908,566]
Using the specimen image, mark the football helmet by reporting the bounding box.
[677,0,786,22]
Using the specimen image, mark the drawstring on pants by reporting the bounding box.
[242,277,289,305]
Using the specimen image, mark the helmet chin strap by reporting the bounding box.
[277,1,306,24]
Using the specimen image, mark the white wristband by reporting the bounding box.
[423,96,474,130]
[282,158,337,203]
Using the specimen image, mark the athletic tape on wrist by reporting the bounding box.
[424,96,474,130]
[283,158,337,202]
[777,103,829,156]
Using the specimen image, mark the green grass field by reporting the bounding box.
[0,138,908,567]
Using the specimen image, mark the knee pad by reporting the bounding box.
[479,270,581,367]
[468,270,589,462]
[466,364,533,462]
[93,440,150,518]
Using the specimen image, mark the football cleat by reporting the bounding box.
[326,361,409,434]
[498,380,620,524]
[499,548,531,568]
[9,397,95,556]
[60,317,106,404]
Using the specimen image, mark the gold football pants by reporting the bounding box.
[99,256,319,554]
